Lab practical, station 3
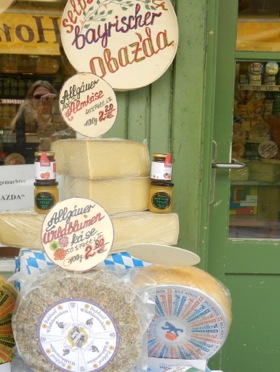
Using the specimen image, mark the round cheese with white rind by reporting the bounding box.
[12,268,147,372]
[132,265,232,360]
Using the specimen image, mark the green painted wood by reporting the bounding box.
[207,0,280,370]
[104,0,210,257]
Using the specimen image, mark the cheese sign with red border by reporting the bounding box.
[41,197,114,271]
[61,0,179,91]
[59,72,117,137]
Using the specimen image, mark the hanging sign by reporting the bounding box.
[61,0,179,90]
[59,72,117,137]
[42,197,114,271]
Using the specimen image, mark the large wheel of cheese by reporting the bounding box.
[0,275,18,363]
[132,265,232,360]
[12,269,146,372]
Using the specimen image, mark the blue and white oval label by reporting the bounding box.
[147,285,229,360]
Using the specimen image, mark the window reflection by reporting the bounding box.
[237,0,280,51]
[0,0,75,165]
[229,60,280,238]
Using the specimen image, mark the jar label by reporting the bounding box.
[35,191,56,211]
[152,191,171,210]
[151,162,172,181]
[35,161,56,180]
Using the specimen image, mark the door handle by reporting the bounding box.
[212,159,246,169]
[210,141,246,204]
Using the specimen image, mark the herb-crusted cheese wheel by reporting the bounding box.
[132,265,232,360]
[52,138,150,179]
[64,176,150,214]
[0,211,179,251]
[0,275,18,363]
[12,269,147,372]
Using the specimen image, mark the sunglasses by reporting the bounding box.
[33,94,45,100]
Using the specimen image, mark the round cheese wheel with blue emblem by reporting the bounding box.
[132,265,232,360]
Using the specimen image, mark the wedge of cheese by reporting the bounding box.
[64,176,150,214]
[52,138,150,179]
[0,211,179,252]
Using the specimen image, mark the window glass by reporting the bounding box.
[237,0,280,51]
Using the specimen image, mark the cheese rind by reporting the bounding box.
[0,211,179,252]
[64,176,150,214]
[52,138,150,179]
[132,265,232,324]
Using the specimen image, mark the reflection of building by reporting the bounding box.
[0,1,75,163]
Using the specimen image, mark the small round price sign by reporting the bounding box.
[41,197,114,271]
[59,72,117,137]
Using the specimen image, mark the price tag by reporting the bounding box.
[42,197,114,271]
[59,72,117,137]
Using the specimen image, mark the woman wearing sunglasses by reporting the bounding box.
[9,80,74,163]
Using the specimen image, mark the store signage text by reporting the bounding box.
[0,13,62,54]
[61,0,179,90]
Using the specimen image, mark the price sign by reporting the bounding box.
[59,72,117,137]
[42,197,114,271]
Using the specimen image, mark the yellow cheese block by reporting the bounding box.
[0,211,179,252]
[52,138,150,179]
[64,176,150,214]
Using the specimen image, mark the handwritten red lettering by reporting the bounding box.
[89,27,174,78]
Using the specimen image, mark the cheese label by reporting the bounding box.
[37,298,119,371]
[59,72,117,138]
[258,140,278,159]
[60,0,179,91]
[147,285,229,360]
[42,197,114,271]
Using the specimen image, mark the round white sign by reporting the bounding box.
[38,299,119,371]
[59,72,118,137]
[41,197,114,271]
[61,0,179,90]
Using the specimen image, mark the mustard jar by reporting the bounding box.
[34,181,59,214]
[148,181,174,213]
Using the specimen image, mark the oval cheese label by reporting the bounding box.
[59,72,118,137]
[258,140,278,159]
[37,298,119,371]
[60,0,179,90]
[42,197,114,271]
[146,285,229,360]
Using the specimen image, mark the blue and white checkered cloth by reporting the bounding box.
[14,249,151,290]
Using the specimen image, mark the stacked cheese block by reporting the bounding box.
[0,138,179,252]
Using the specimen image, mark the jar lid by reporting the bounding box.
[153,153,168,158]
[151,181,174,186]
[34,181,58,186]
[34,151,55,157]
